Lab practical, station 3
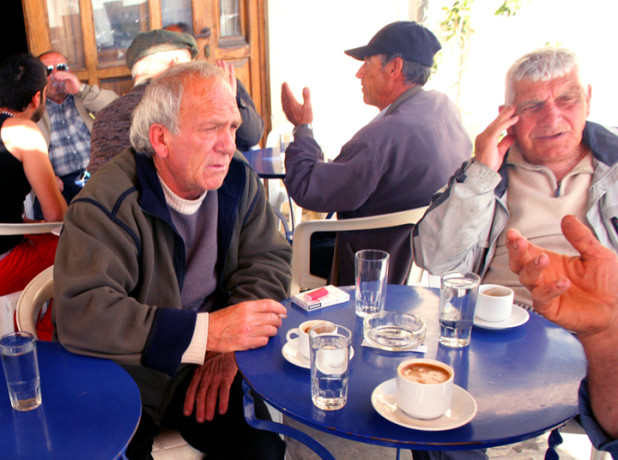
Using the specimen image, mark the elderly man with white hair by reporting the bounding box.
[413,47,618,310]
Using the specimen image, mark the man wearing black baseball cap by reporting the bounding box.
[281,21,472,286]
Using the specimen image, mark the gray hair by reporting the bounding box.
[130,61,228,156]
[380,53,432,86]
[505,47,581,103]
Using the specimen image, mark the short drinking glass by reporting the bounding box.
[439,272,481,348]
[0,331,42,411]
[355,249,389,318]
[309,324,351,410]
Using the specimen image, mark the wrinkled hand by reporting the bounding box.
[54,71,82,95]
[507,215,618,336]
[183,352,237,422]
[207,299,286,352]
[281,82,313,126]
[474,106,519,171]
[216,60,237,94]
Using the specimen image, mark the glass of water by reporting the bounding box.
[439,272,481,348]
[355,249,389,318]
[0,332,42,411]
[309,324,351,410]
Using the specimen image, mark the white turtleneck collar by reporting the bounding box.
[157,175,207,215]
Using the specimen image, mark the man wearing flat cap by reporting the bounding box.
[88,29,197,175]
[281,21,472,286]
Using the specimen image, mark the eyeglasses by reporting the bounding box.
[46,63,69,76]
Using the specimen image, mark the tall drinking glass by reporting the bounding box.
[439,272,481,348]
[355,249,389,318]
[0,332,42,411]
[309,324,351,410]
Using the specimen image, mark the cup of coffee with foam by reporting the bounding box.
[396,358,454,419]
[475,284,514,322]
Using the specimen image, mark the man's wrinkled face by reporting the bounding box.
[155,77,241,199]
[511,71,591,166]
[355,55,391,110]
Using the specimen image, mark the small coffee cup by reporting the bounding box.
[396,358,454,419]
[475,284,514,322]
[286,320,334,360]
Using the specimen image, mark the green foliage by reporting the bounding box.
[440,0,474,47]
[495,0,524,17]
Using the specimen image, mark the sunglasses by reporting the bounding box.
[46,63,69,76]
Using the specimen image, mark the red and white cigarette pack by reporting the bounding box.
[291,285,350,311]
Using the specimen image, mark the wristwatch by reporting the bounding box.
[293,123,312,135]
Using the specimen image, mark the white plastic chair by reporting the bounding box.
[0,221,62,236]
[290,207,428,295]
[15,265,54,338]
[0,222,62,335]
[14,265,204,459]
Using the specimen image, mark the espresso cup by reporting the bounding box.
[286,320,334,360]
[396,358,454,419]
[475,284,514,322]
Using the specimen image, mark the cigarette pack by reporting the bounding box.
[291,285,350,311]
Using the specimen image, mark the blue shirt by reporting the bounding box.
[579,378,618,458]
[46,96,91,176]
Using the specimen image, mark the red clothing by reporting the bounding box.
[0,233,58,295]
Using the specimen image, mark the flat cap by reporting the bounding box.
[126,29,198,71]
[344,21,441,67]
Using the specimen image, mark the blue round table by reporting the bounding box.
[0,341,141,459]
[236,285,586,456]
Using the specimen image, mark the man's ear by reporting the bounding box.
[388,56,404,78]
[30,91,43,110]
[149,124,170,158]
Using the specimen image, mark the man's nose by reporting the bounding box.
[218,127,237,154]
[356,64,365,79]
[538,100,562,124]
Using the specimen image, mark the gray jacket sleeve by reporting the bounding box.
[412,160,503,275]
[78,84,118,114]
[283,128,389,213]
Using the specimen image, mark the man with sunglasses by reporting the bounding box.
[35,51,117,215]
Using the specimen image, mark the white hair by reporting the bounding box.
[505,47,583,103]
[129,61,228,156]
[131,49,193,85]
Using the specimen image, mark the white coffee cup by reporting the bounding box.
[475,284,514,322]
[396,358,454,419]
[286,320,334,360]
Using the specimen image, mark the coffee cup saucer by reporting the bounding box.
[473,304,530,330]
[371,378,477,431]
[281,339,354,369]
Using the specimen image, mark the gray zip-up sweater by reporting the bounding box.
[413,121,618,277]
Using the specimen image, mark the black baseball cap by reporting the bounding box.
[344,21,441,67]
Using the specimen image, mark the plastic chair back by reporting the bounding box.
[290,207,428,294]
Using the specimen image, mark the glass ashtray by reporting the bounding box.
[363,311,426,351]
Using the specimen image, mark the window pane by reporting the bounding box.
[161,0,193,33]
[91,0,149,67]
[220,0,240,37]
[46,0,85,69]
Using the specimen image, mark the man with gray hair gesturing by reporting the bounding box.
[53,61,290,459]
[412,46,618,459]
[414,47,618,307]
